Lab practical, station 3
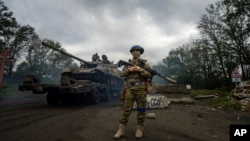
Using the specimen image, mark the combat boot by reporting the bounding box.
[113,124,125,139]
[135,125,143,138]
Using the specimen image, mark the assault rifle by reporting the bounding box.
[118,60,177,83]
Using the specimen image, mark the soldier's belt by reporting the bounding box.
[128,81,145,87]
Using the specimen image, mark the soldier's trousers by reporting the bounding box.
[120,88,147,126]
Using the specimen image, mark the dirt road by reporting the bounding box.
[0,93,249,141]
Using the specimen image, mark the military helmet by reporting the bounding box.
[130,45,144,54]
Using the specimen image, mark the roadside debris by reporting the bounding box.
[194,94,218,100]
[146,113,156,119]
[168,97,195,104]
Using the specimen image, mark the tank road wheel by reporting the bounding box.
[103,89,112,101]
[47,92,59,105]
[88,88,100,104]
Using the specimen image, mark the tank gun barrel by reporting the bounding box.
[41,42,95,67]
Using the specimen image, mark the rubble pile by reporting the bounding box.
[232,81,250,111]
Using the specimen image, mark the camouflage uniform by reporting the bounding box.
[113,45,150,139]
[120,58,151,126]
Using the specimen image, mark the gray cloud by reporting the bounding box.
[3,0,219,65]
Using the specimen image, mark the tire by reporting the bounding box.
[47,92,59,105]
[88,88,100,104]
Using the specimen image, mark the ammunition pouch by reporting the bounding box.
[120,88,126,101]
[146,81,154,93]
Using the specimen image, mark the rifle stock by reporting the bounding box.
[118,60,177,83]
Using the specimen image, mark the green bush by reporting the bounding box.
[0,85,34,98]
[1,85,17,92]
[191,89,242,111]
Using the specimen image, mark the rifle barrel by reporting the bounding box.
[118,60,177,83]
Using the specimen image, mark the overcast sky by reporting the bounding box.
[3,0,219,65]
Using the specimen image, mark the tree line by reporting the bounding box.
[0,1,77,85]
[152,0,250,90]
[1,0,249,90]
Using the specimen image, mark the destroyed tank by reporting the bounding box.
[19,42,124,105]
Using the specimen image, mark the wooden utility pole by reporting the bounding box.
[0,49,16,87]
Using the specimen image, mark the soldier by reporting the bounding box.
[92,53,100,61]
[102,54,111,64]
[113,45,151,139]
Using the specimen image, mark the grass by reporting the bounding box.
[0,85,35,99]
[191,89,242,111]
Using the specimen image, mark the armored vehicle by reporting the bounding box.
[19,42,124,105]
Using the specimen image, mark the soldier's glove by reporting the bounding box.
[128,66,143,72]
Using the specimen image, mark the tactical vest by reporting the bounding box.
[125,58,148,82]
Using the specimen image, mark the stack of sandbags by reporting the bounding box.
[232,81,250,111]
[153,84,191,94]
